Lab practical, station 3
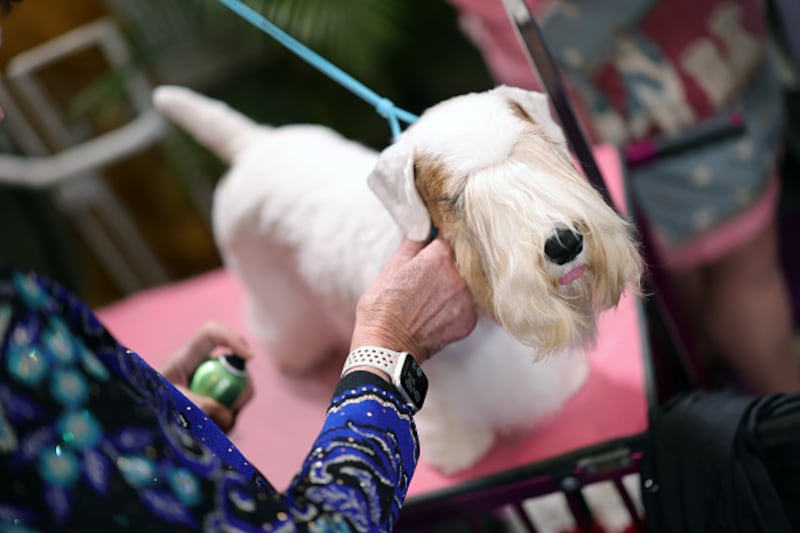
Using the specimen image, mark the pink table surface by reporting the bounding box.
[96,144,648,498]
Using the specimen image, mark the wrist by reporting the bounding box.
[350,326,421,363]
[340,364,391,383]
[341,346,428,413]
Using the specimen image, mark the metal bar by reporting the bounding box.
[501,0,615,210]
[512,502,539,532]
[613,477,647,532]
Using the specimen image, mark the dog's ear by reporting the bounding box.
[368,142,432,242]
[494,86,570,158]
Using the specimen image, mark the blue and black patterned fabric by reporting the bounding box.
[0,269,418,532]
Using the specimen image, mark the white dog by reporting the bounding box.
[153,85,642,476]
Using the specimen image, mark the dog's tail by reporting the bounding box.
[153,85,260,163]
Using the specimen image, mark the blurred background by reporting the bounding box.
[0,0,493,307]
[0,0,797,312]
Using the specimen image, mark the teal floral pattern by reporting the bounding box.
[0,270,418,532]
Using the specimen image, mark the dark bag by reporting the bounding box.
[642,390,800,532]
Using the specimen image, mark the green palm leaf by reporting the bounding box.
[235,0,409,76]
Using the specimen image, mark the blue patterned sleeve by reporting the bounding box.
[282,371,419,532]
[0,270,420,533]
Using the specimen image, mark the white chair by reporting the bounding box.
[0,19,204,294]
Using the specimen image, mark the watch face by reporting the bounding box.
[400,356,428,410]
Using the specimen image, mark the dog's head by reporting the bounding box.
[370,86,643,353]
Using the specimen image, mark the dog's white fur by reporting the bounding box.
[153,85,642,476]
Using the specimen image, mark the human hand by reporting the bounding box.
[159,321,255,433]
[350,238,478,365]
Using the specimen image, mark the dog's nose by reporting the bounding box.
[544,228,584,265]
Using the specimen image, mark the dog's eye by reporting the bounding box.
[439,194,461,210]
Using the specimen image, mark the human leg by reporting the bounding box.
[661,265,716,369]
[704,219,800,393]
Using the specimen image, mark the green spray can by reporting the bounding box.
[189,354,248,408]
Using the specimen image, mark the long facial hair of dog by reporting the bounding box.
[406,93,642,355]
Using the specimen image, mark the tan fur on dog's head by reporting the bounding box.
[375,86,643,354]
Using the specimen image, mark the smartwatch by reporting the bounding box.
[341,346,428,412]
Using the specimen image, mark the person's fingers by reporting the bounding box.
[160,321,254,384]
[177,386,236,433]
[414,237,452,262]
[351,233,478,363]
[438,289,479,348]
[184,321,254,365]
[387,239,427,266]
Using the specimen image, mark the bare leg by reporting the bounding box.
[662,266,715,367]
[703,220,800,393]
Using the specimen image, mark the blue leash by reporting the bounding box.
[217,0,419,140]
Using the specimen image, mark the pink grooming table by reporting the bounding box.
[97,144,651,511]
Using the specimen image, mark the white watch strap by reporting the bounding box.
[341,346,404,377]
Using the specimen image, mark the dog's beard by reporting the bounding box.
[492,257,602,356]
[412,117,642,357]
[455,161,639,355]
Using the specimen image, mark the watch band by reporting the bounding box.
[341,346,428,412]
[341,346,403,377]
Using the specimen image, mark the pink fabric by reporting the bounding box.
[97,145,646,496]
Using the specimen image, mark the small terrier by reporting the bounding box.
[154,85,642,475]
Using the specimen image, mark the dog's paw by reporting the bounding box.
[418,425,495,475]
